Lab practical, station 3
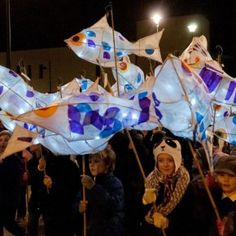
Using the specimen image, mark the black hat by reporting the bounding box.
[214,156,236,176]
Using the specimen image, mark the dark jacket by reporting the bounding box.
[142,183,195,236]
[86,172,125,236]
[0,154,23,208]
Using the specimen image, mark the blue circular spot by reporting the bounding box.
[145,48,154,55]
[116,51,123,57]
[233,116,236,124]
[136,73,142,83]
[102,41,111,51]
[86,31,96,37]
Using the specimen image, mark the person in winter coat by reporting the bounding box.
[142,138,195,236]
[79,146,125,236]
[27,144,81,236]
[0,130,25,236]
[212,155,236,236]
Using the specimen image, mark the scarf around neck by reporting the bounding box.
[145,165,190,216]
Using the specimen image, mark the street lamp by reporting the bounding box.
[151,12,162,32]
[187,22,198,33]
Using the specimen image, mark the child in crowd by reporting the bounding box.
[79,146,125,236]
[213,155,236,236]
[142,138,195,236]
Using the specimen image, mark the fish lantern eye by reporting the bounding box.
[72,35,80,42]
[70,33,85,46]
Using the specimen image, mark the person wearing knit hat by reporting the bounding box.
[213,155,236,236]
[142,138,194,236]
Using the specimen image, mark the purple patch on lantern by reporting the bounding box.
[68,105,81,121]
[103,51,111,60]
[90,94,99,101]
[224,111,229,117]
[199,67,222,93]
[88,39,96,48]
[83,111,103,129]
[26,90,34,97]
[139,97,150,109]
[0,86,3,95]
[9,70,18,77]
[104,107,119,118]
[152,92,160,106]
[138,111,149,124]
[225,81,236,103]
[154,108,162,119]
[69,120,84,134]
[103,107,120,126]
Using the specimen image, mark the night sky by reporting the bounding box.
[0,0,236,75]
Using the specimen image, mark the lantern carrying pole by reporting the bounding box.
[107,2,146,181]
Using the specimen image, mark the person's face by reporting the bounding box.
[157,153,175,176]
[216,173,236,195]
[89,156,108,177]
[0,134,10,153]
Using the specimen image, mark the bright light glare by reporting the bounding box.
[187,23,198,33]
[132,113,138,120]
[122,112,128,118]
[151,13,162,25]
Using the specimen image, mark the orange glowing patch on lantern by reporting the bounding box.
[118,62,129,72]
[34,106,58,118]
[181,61,192,73]
[213,104,222,111]
[69,33,85,46]
[195,56,200,63]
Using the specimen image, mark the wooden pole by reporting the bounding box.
[188,141,221,220]
[109,2,120,96]
[107,2,146,182]
[125,129,146,180]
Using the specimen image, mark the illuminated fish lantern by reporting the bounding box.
[150,55,212,141]
[65,15,163,67]
[14,91,158,141]
[0,66,113,155]
[111,56,145,95]
[180,36,236,120]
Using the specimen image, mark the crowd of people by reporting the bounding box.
[0,128,235,236]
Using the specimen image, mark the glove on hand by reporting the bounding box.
[43,175,53,189]
[153,212,169,229]
[81,175,95,190]
[79,200,88,213]
[142,188,156,205]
